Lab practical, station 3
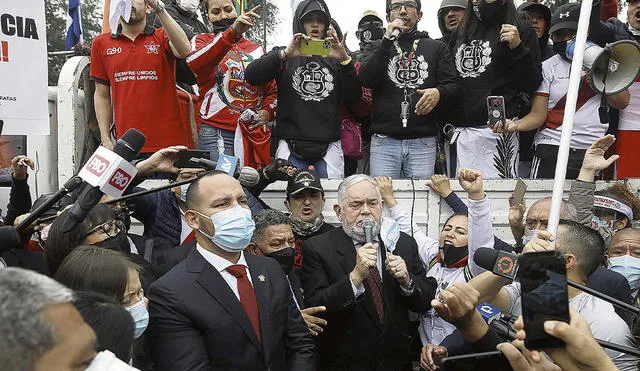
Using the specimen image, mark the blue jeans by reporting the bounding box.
[369,134,436,179]
[287,155,328,178]
[199,125,235,162]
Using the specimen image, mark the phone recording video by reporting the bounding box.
[518,251,570,350]
[487,96,506,129]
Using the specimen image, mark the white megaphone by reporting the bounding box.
[566,39,640,95]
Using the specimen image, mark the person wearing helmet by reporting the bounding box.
[493,3,630,180]
[437,0,467,44]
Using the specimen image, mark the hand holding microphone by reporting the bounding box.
[351,219,378,286]
[385,18,407,40]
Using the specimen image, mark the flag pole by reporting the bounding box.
[548,0,594,241]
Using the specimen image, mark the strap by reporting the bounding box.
[544,77,598,130]
[463,265,473,282]
[144,238,154,263]
[428,255,438,271]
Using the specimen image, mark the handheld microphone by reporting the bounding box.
[61,129,146,232]
[363,219,374,244]
[476,302,517,341]
[389,19,406,40]
[474,248,640,315]
[189,156,260,187]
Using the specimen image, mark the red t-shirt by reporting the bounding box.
[90,27,192,152]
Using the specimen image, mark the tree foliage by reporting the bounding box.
[239,0,281,49]
[46,0,102,85]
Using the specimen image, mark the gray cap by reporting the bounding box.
[439,0,467,13]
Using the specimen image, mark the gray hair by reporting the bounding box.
[0,268,74,370]
[337,174,381,203]
[252,209,290,243]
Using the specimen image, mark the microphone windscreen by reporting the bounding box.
[474,247,500,271]
[0,226,22,253]
[238,167,260,187]
[114,129,146,161]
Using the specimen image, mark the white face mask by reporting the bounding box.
[176,0,200,14]
[86,350,138,370]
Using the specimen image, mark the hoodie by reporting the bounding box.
[359,29,458,139]
[244,0,361,144]
[437,0,467,45]
[518,2,553,62]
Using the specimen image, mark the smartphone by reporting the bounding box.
[173,150,211,168]
[440,351,512,371]
[511,178,528,206]
[518,251,570,350]
[301,39,332,57]
[487,96,506,129]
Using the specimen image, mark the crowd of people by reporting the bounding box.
[87,0,638,180]
[2,0,640,369]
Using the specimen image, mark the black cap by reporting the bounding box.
[358,10,383,28]
[549,3,580,35]
[286,169,323,197]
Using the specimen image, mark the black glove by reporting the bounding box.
[263,158,295,181]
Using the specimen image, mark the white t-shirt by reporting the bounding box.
[534,54,608,149]
[504,283,639,371]
[619,81,640,131]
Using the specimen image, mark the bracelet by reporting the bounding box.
[151,0,166,14]
[340,56,353,66]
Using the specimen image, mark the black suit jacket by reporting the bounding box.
[148,248,315,371]
[587,266,633,323]
[301,228,437,370]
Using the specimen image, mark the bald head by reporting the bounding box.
[525,197,569,232]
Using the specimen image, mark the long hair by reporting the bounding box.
[458,0,522,44]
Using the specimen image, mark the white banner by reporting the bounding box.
[0,0,49,135]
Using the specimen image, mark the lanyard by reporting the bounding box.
[394,39,420,128]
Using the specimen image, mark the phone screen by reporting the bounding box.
[173,150,211,168]
[300,39,332,56]
[487,96,506,129]
[440,351,512,371]
[518,251,570,349]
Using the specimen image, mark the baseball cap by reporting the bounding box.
[549,3,580,35]
[358,10,383,28]
[286,169,324,197]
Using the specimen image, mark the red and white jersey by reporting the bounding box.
[187,29,277,131]
[534,54,607,149]
[618,79,640,131]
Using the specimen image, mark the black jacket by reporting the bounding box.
[449,16,542,126]
[148,248,316,370]
[301,227,437,370]
[244,0,361,144]
[589,0,640,45]
[359,32,458,139]
[4,177,31,227]
[517,2,553,62]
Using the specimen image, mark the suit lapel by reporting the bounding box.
[246,255,272,365]
[336,230,383,329]
[193,251,264,354]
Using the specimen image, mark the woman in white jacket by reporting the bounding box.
[376,169,494,346]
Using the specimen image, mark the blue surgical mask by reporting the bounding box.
[196,205,255,252]
[380,217,400,253]
[125,298,149,339]
[609,255,640,289]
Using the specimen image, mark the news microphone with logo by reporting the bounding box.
[474,248,519,281]
[188,155,260,187]
[476,302,517,341]
[61,129,146,232]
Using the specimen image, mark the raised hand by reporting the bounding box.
[457,168,484,200]
[10,155,35,180]
[384,18,407,39]
[385,251,410,286]
[135,145,188,177]
[579,135,619,182]
[326,30,350,62]
[282,33,307,59]
[231,5,262,36]
[374,176,397,208]
[500,24,521,49]
[426,174,453,198]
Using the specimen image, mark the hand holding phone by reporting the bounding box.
[300,39,332,56]
[173,150,211,169]
[487,96,506,129]
[510,178,527,207]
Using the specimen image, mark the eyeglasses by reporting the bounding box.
[389,1,418,12]
[85,220,125,238]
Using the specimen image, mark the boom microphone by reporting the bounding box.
[188,157,260,187]
[61,129,146,232]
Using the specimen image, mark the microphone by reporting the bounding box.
[474,248,519,281]
[389,20,406,40]
[476,302,517,341]
[474,247,640,315]
[189,156,260,187]
[61,129,146,232]
[0,226,22,253]
[363,219,374,244]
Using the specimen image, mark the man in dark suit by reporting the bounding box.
[148,171,315,371]
[301,174,438,370]
[247,208,328,337]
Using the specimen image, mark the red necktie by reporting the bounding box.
[226,264,262,341]
[182,230,196,244]
[365,266,385,324]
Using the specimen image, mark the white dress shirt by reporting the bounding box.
[196,244,253,300]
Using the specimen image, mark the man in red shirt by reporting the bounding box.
[91,0,193,153]
[187,0,276,169]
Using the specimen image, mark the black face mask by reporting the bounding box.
[440,242,469,267]
[359,26,384,44]
[553,40,571,62]
[212,17,237,33]
[265,247,296,274]
[94,231,129,253]
[474,0,505,24]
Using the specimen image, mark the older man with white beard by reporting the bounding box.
[300,174,437,370]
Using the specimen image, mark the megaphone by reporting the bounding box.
[567,39,640,95]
